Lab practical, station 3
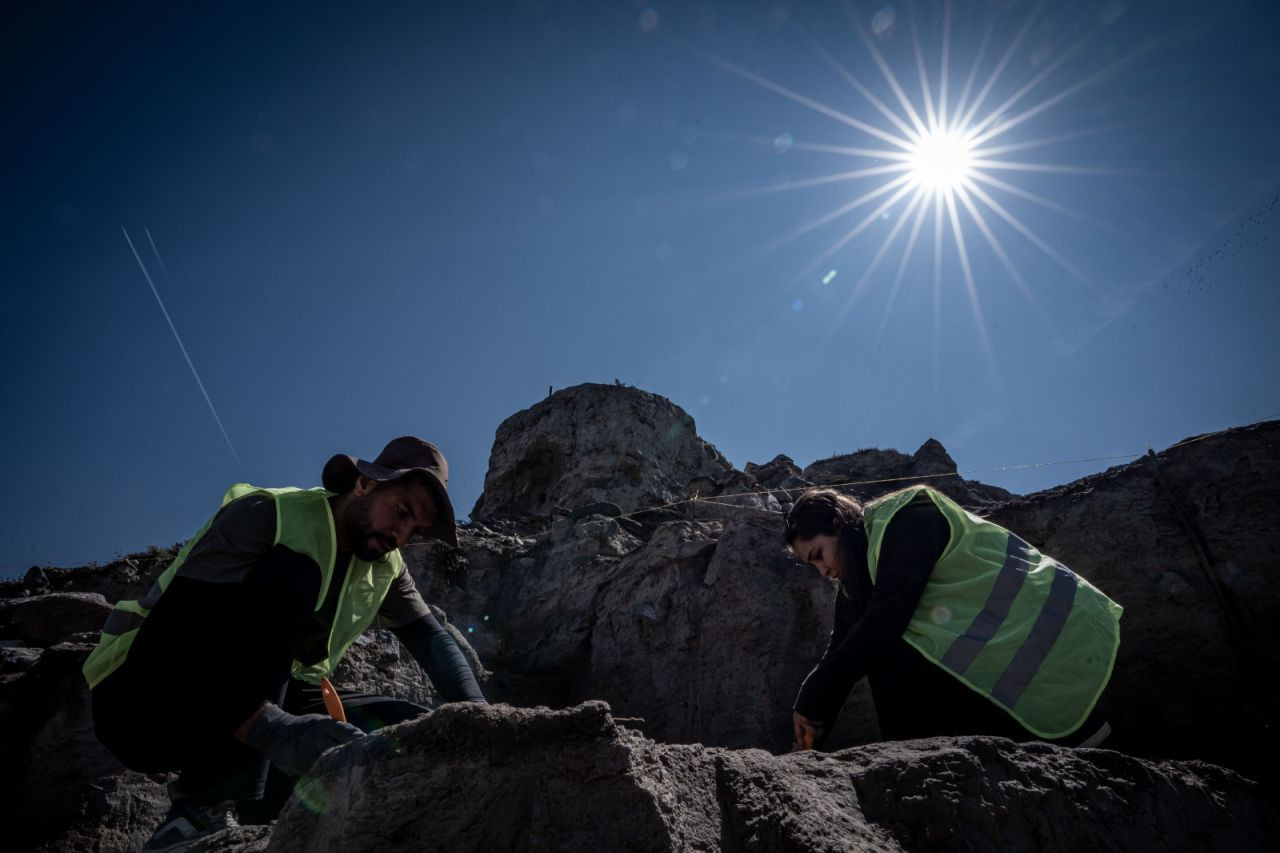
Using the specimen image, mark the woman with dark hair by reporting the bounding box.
[785,485,1121,752]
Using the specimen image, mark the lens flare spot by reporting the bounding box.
[792,300,804,312]
[294,775,332,815]
[774,132,794,153]
[871,7,896,40]
[930,605,952,625]
[822,269,838,284]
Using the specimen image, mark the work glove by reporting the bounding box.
[244,703,365,777]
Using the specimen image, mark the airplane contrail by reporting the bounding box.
[144,227,171,283]
[121,226,244,471]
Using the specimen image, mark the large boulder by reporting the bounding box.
[579,519,878,751]
[0,592,111,647]
[0,642,169,853]
[471,384,732,522]
[407,516,640,708]
[255,702,1278,852]
[987,419,1280,781]
[412,516,874,750]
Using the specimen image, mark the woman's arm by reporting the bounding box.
[792,501,951,728]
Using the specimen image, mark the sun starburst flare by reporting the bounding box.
[679,1,1143,363]
[906,128,977,194]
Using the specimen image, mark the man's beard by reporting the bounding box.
[341,493,394,561]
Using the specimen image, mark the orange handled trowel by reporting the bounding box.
[320,676,347,723]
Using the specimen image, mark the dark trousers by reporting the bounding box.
[91,547,427,818]
[867,638,1104,745]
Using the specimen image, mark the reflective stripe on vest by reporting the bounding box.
[863,486,1122,739]
[83,484,405,689]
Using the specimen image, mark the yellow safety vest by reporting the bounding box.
[83,484,405,688]
[864,486,1122,738]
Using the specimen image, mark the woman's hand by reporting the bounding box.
[791,711,824,751]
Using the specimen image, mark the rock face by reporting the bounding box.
[331,611,487,709]
[580,519,861,749]
[7,549,178,604]
[426,390,1280,785]
[743,453,802,489]
[985,422,1280,781]
[410,511,871,752]
[3,384,1279,851]
[802,437,1014,507]
[0,641,170,853]
[470,384,732,522]
[0,592,111,647]
[253,702,1276,852]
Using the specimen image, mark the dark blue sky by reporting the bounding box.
[4,1,1279,576]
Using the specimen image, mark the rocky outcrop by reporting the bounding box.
[410,514,885,752]
[0,592,111,647]
[406,514,642,708]
[683,469,785,524]
[577,519,875,750]
[0,641,169,853]
[3,384,1278,851]
[470,384,732,522]
[5,548,178,604]
[743,453,803,489]
[985,421,1280,781]
[418,405,1280,785]
[332,607,487,708]
[802,437,1014,506]
[206,702,1276,852]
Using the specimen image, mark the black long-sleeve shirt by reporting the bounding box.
[793,500,952,724]
[150,493,483,702]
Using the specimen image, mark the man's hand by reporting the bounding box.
[242,703,365,777]
[792,711,824,752]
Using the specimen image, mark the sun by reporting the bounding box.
[686,0,1120,364]
[907,128,975,194]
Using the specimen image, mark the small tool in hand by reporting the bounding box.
[320,676,347,723]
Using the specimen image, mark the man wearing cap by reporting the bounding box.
[83,436,486,850]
